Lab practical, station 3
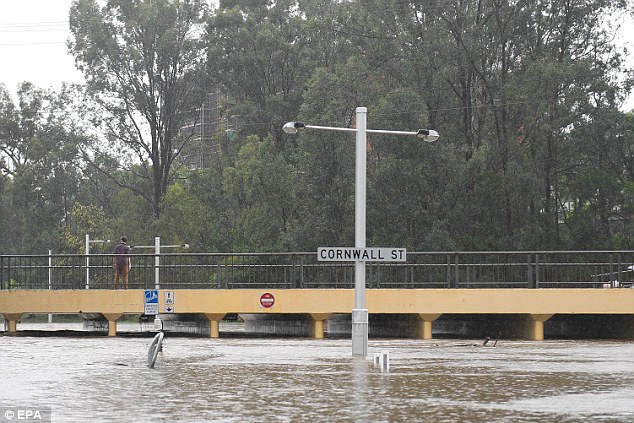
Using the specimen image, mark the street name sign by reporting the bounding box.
[317,247,406,262]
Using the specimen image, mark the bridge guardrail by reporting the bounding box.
[1,251,633,290]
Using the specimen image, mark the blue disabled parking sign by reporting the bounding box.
[144,289,159,315]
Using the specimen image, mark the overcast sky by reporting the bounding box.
[0,1,84,92]
[0,0,633,110]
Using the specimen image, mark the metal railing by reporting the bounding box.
[1,251,633,290]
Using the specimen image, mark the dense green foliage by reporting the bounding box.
[1,0,633,253]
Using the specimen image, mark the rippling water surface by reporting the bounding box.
[1,324,633,422]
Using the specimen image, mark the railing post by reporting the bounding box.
[453,252,459,288]
[154,236,160,289]
[368,263,374,288]
[527,253,535,288]
[299,255,305,288]
[224,258,229,289]
[7,258,12,289]
[85,234,90,289]
[527,253,540,288]
[48,250,53,323]
[446,254,451,288]
[535,253,539,288]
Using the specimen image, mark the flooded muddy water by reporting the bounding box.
[1,324,633,422]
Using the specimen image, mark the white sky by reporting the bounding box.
[0,0,633,110]
[0,0,84,92]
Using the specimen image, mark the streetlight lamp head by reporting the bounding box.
[282,121,306,134]
[416,129,440,143]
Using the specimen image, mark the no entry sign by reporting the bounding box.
[260,292,275,308]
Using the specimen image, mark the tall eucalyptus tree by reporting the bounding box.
[69,0,211,219]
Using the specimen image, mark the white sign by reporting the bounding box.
[144,289,159,315]
[144,303,159,315]
[318,247,406,262]
[165,291,174,305]
[164,305,175,313]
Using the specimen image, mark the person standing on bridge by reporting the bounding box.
[113,236,131,289]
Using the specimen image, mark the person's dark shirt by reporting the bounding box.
[114,243,131,267]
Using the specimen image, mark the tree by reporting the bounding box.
[223,135,296,251]
[187,166,234,252]
[59,204,112,254]
[206,0,313,142]
[286,57,385,249]
[69,0,211,219]
[387,0,631,248]
[0,83,91,252]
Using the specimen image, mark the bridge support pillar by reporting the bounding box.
[417,314,442,340]
[522,314,554,341]
[2,313,22,334]
[618,315,634,339]
[309,314,332,339]
[102,313,123,337]
[205,314,226,338]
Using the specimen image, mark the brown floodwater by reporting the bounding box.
[1,323,633,422]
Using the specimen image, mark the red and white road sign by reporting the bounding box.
[259,292,275,308]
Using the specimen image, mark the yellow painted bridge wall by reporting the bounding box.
[1,289,633,340]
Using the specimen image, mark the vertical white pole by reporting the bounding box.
[85,234,90,290]
[352,106,368,357]
[48,250,53,323]
[154,236,160,289]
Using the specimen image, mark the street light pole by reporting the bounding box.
[132,237,190,289]
[283,107,439,357]
[352,107,368,357]
[85,234,110,290]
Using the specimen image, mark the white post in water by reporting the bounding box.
[373,351,390,372]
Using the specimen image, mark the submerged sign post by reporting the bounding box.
[318,247,406,262]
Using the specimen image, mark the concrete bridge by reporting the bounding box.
[1,288,633,340]
[2,251,634,340]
